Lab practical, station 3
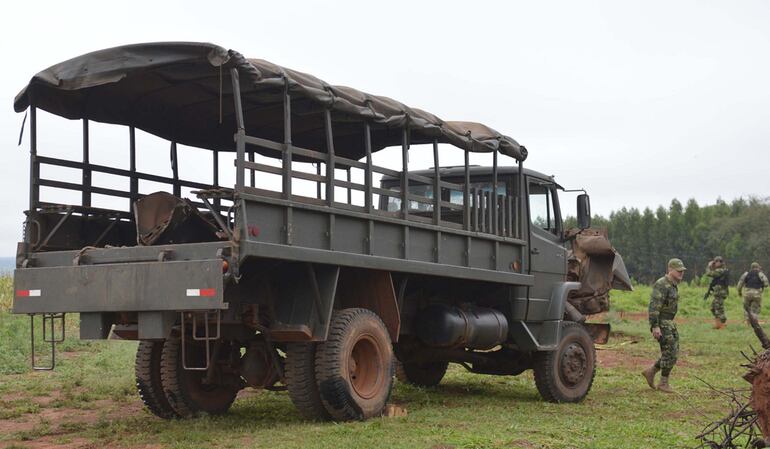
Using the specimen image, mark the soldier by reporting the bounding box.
[642,258,686,393]
[738,262,769,319]
[705,256,729,329]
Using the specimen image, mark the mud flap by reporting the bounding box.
[270,264,340,342]
[509,282,581,351]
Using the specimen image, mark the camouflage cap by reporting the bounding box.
[714,256,724,262]
[752,262,761,270]
[668,258,687,271]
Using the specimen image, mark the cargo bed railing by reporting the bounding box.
[25,106,235,253]
[228,69,523,241]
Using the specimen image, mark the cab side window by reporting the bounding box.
[529,182,560,235]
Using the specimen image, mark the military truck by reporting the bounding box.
[11,42,631,421]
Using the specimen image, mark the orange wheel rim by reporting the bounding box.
[348,334,382,399]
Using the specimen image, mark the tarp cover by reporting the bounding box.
[14,42,527,162]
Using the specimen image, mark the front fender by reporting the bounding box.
[509,281,581,351]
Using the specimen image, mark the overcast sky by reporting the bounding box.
[1,1,769,254]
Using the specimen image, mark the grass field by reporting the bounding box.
[0,277,765,449]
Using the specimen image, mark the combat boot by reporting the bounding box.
[713,318,721,329]
[641,364,659,389]
[658,376,674,393]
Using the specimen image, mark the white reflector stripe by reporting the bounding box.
[186,288,216,297]
[16,289,41,297]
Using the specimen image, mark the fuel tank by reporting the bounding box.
[416,304,509,350]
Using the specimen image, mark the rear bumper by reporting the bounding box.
[13,259,226,314]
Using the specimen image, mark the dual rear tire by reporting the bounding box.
[135,339,240,419]
[286,308,394,421]
[136,308,394,421]
[135,341,177,419]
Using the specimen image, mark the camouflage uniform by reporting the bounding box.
[649,275,679,376]
[706,264,729,324]
[738,265,769,318]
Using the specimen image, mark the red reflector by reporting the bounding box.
[16,290,30,297]
[200,288,216,297]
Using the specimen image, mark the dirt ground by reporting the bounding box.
[0,389,266,449]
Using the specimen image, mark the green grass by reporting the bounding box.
[0,278,765,449]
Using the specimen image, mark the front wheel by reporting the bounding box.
[533,321,596,403]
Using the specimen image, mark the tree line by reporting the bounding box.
[566,197,770,285]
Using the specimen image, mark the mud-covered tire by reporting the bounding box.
[395,359,448,387]
[135,340,178,419]
[533,321,596,403]
[160,339,239,418]
[315,308,394,421]
[285,343,331,421]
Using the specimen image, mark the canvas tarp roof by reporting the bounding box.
[14,42,527,162]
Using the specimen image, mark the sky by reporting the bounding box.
[0,0,769,254]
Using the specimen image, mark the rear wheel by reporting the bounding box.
[315,308,394,421]
[533,321,596,403]
[135,340,178,419]
[160,339,240,418]
[396,359,448,387]
[285,343,331,420]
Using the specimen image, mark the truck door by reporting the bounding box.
[526,179,567,319]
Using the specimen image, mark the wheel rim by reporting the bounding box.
[559,342,588,387]
[348,334,383,400]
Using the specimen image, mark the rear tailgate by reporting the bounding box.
[13,259,225,314]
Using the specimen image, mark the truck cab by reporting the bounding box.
[381,165,571,304]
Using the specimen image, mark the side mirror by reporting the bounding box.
[577,194,591,229]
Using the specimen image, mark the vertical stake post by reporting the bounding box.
[401,125,409,220]
[364,122,373,213]
[432,140,441,225]
[230,68,246,192]
[346,168,352,204]
[464,147,470,230]
[213,149,220,210]
[492,150,498,235]
[324,109,335,206]
[171,142,180,197]
[29,103,39,212]
[518,160,525,239]
[82,119,91,208]
[282,79,292,200]
[129,126,137,210]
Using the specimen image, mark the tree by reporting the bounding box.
[565,196,770,284]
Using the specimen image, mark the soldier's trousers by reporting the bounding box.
[711,295,727,323]
[744,289,764,318]
[654,320,678,377]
